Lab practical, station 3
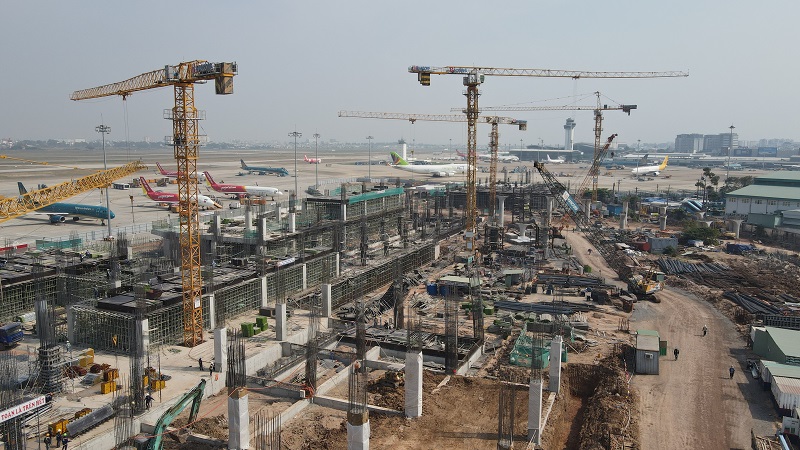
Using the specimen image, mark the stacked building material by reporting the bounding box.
[722,291,782,315]
[657,257,730,275]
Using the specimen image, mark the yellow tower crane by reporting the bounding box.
[337,111,527,221]
[467,91,636,201]
[409,65,688,252]
[0,160,146,223]
[71,61,237,347]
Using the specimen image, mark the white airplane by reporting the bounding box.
[390,152,466,177]
[203,172,284,200]
[631,156,669,176]
[456,149,519,162]
[546,155,565,164]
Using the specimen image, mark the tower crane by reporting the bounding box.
[337,111,527,220]
[409,65,688,253]
[71,61,237,347]
[0,160,146,223]
[462,92,635,201]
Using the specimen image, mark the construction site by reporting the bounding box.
[0,61,795,450]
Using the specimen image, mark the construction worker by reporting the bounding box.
[61,435,69,450]
[55,431,62,448]
[43,433,52,448]
[198,357,203,371]
[703,325,708,337]
[673,348,680,360]
[145,393,154,409]
[729,366,736,379]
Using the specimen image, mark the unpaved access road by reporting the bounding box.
[632,289,777,449]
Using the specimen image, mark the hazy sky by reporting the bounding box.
[2,1,798,150]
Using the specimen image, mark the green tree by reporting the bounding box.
[681,222,720,245]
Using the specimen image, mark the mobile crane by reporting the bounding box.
[533,153,663,300]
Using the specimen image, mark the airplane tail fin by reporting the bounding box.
[240,159,248,169]
[303,155,309,162]
[203,171,215,186]
[659,156,669,170]
[17,182,28,195]
[156,162,167,175]
[139,177,154,194]
[390,152,409,165]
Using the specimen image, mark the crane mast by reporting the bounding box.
[72,61,237,347]
[337,110,526,232]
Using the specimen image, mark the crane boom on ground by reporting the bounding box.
[0,160,146,223]
[410,65,686,253]
[338,110,527,221]
[72,61,237,347]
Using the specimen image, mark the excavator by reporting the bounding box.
[146,379,206,450]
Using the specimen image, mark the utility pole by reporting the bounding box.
[727,124,735,182]
[96,124,112,240]
[289,130,302,212]
[366,135,374,181]
[313,132,321,188]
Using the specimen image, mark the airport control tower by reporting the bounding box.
[563,118,576,151]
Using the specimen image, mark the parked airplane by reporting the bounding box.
[631,156,669,176]
[240,159,289,177]
[546,155,566,164]
[455,149,519,162]
[303,155,322,164]
[203,172,283,199]
[139,177,221,209]
[156,162,206,182]
[389,152,466,177]
[17,182,115,224]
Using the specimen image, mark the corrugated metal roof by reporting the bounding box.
[766,327,800,358]
[773,376,800,396]
[636,329,660,337]
[763,361,800,379]
[438,275,481,287]
[754,172,800,183]
[727,185,800,201]
[636,334,660,352]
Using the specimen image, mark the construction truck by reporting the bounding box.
[0,322,23,348]
[533,160,666,302]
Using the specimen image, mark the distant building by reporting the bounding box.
[674,134,704,154]
[703,132,738,155]
[753,326,800,366]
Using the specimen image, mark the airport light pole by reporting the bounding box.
[96,124,112,239]
[366,135,374,181]
[726,124,735,182]
[313,132,321,189]
[289,130,302,212]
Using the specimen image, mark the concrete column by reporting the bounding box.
[258,216,267,243]
[66,306,75,343]
[730,219,743,239]
[335,253,341,277]
[341,203,348,222]
[619,203,629,230]
[346,419,370,450]
[658,207,668,231]
[528,377,543,444]
[260,276,269,308]
[321,284,332,317]
[695,211,705,220]
[404,350,423,418]
[546,196,554,227]
[549,335,563,394]
[302,264,307,290]
[434,243,440,260]
[227,389,250,449]
[213,213,222,238]
[274,203,282,227]
[214,327,228,374]
[583,198,591,221]
[245,206,253,234]
[207,295,216,330]
[497,195,507,228]
[275,302,287,341]
[289,213,296,233]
